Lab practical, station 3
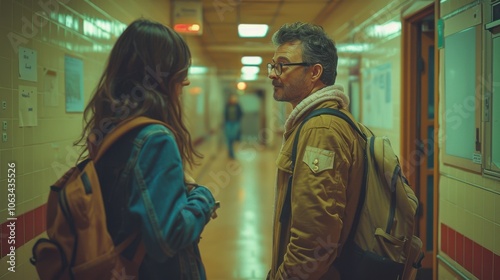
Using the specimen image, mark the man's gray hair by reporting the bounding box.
[272,22,338,85]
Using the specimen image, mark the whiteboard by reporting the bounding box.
[444,27,477,160]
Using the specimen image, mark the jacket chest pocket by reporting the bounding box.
[302,146,335,173]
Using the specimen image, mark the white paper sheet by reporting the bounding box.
[19,47,38,82]
[19,86,38,127]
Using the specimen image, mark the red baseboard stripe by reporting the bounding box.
[1,204,46,258]
[440,223,499,280]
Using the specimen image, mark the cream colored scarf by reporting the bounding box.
[284,84,349,133]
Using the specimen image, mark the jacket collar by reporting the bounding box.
[284,84,349,133]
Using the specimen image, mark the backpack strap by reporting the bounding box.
[91,117,168,266]
[281,108,368,248]
[115,232,146,266]
[93,117,168,162]
[297,108,368,242]
[280,109,332,223]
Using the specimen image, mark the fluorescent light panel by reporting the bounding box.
[238,24,269,38]
[241,66,260,75]
[241,73,258,81]
[189,66,208,74]
[241,56,263,65]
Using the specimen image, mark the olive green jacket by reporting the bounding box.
[270,85,365,280]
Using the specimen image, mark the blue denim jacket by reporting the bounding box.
[97,124,215,279]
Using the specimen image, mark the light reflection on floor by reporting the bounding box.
[197,142,278,280]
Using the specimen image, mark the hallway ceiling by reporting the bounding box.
[191,0,344,80]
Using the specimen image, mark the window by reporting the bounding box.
[483,1,500,179]
[442,5,482,173]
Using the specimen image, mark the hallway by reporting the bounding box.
[197,141,278,280]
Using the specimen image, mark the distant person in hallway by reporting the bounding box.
[224,93,244,159]
[267,22,365,279]
[74,19,217,280]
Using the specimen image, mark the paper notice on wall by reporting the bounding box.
[43,69,59,107]
[19,86,38,127]
[64,55,84,113]
[19,47,38,82]
[361,63,393,129]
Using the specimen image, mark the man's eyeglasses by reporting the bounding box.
[267,62,317,76]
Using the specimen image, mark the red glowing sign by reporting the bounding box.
[174,24,201,34]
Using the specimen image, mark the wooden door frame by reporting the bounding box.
[401,2,438,279]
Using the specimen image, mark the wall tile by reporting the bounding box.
[23,209,33,242]
[495,224,500,256]
[0,210,6,224]
[483,192,495,223]
[11,120,24,148]
[11,2,24,42]
[0,28,14,61]
[11,147,24,174]
[455,182,465,208]
[494,254,500,280]
[455,207,465,234]
[22,145,34,174]
[0,149,14,180]
[449,182,457,204]
[483,220,496,254]
[1,221,10,257]
[483,249,494,280]
[0,180,7,213]
[449,226,456,260]
[463,185,474,213]
[34,206,43,236]
[0,0,14,29]
[464,237,473,273]
[472,215,483,245]
[441,223,448,253]
[495,194,500,225]
[0,88,13,119]
[23,126,35,146]
[16,214,25,248]
[472,187,484,217]
[0,57,12,91]
[456,232,464,266]
[473,241,483,279]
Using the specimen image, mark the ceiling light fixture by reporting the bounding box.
[189,66,208,74]
[241,56,263,65]
[238,24,269,38]
[241,66,260,75]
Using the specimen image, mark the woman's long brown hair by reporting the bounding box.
[74,19,201,167]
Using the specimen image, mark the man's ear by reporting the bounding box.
[310,63,323,82]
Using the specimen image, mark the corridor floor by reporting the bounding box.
[197,141,278,280]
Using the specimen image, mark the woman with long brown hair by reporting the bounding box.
[74,18,217,279]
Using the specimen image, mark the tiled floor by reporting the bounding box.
[197,142,277,280]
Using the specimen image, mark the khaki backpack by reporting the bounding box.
[30,117,167,280]
[287,108,424,280]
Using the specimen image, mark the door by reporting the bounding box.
[401,4,436,276]
[416,13,435,269]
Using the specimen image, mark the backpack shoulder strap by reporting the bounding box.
[282,108,367,221]
[290,108,366,169]
[285,108,369,248]
[94,117,168,162]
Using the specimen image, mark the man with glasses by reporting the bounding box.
[267,22,365,279]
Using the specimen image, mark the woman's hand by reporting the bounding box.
[184,172,198,192]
